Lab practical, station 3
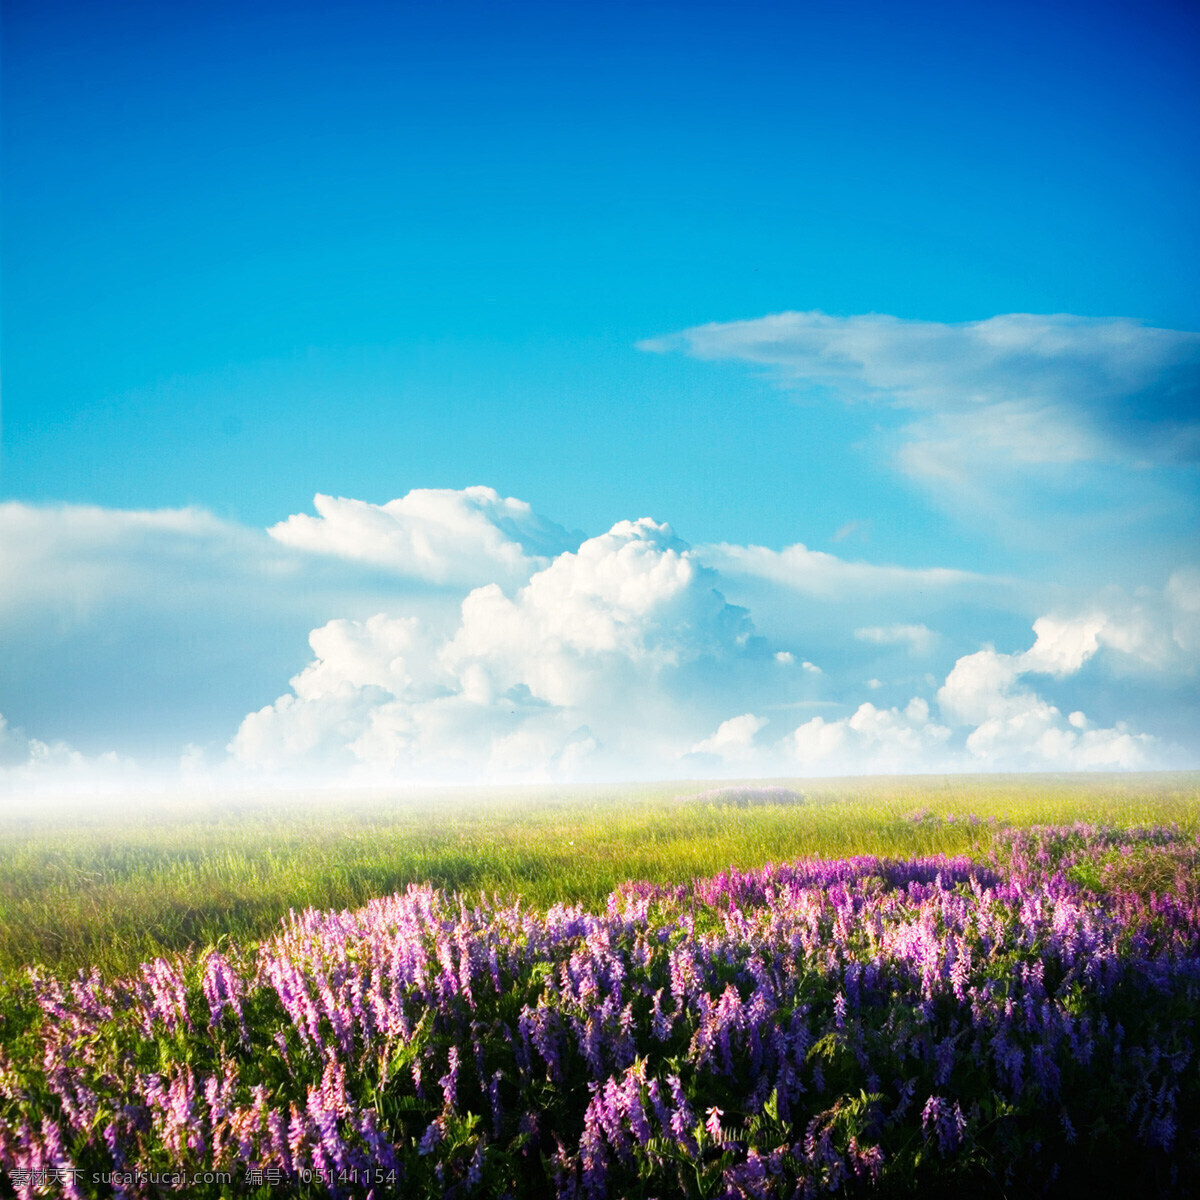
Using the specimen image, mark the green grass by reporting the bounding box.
[1,772,1196,980]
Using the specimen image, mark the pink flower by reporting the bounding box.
[705,1106,724,1140]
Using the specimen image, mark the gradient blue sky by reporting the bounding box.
[2,0,1198,785]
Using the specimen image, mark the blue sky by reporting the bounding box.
[2,0,1198,788]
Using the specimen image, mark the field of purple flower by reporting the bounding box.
[2,821,1198,1199]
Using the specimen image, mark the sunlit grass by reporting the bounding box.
[0,772,1195,979]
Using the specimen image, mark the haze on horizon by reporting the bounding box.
[3,0,1198,796]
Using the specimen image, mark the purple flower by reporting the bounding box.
[921,1095,967,1154]
[418,1118,443,1156]
[439,1045,460,1109]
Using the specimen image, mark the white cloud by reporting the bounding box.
[640,310,1200,467]
[1081,568,1200,674]
[854,623,938,654]
[0,713,139,796]
[965,710,1152,770]
[697,540,985,602]
[773,589,1191,775]
[228,507,1193,780]
[691,713,769,762]
[789,698,953,774]
[295,615,433,698]
[267,487,578,586]
[956,571,1200,686]
[935,611,1111,734]
[936,623,1160,770]
[768,607,1174,775]
[1019,613,1105,676]
[937,648,1028,729]
[229,519,772,782]
[643,312,1200,552]
[0,501,243,620]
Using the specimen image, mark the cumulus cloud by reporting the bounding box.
[1068,567,1200,674]
[771,607,1175,775]
[941,570,1200,697]
[942,572,1200,762]
[230,519,775,782]
[690,714,769,763]
[267,487,578,586]
[935,617,1160,770]
[713,583,1192,775]
[229,506,1195,780]
[789,698,953,774]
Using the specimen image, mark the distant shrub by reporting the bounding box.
[685,785,804,808]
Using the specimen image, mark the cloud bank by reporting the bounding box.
[224,508,1194,784]
[0,714,140,795]
[2,484,1195,792]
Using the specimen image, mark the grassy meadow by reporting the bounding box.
[3,772,1199,1196]
[1,771,1196,981]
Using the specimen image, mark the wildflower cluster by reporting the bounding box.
[1,824,1198,1197]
